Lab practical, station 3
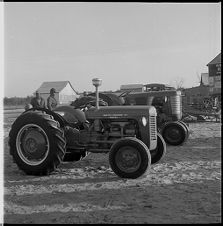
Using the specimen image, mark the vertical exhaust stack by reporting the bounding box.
[92,78,102,109]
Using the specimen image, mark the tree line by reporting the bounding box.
[4,96,33,106]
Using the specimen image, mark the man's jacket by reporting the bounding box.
[30,97,46,108]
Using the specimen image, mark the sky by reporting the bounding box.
[3,2,221,97]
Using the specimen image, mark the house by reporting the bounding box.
[182,52,221,109]
[206,52,221,95]
[36,81,79,105]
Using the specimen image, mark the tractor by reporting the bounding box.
[73,87,189,146]
[8,78,166,179]
[123,89,190,146]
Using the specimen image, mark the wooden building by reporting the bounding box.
[182,52,221,110]
[206,53,221,96]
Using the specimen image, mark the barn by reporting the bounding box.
[36,81,79,105]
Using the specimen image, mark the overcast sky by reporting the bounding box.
[4,2,221,97]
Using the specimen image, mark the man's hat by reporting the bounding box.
[50,88,56,93]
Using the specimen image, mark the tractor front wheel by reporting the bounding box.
[178,120,190,141]
[161,121,188,146]
[109,137,151,179]
[150,132,166,164]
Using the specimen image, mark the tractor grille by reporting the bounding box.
[170,93,182,120]
[170,95,181,114]
[149,115,157,141]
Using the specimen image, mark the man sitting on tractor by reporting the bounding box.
[30,91,46,109]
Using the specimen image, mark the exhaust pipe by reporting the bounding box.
[92,78,102,109]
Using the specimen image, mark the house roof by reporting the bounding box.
[207,53,221,66]
[36,81,78,94]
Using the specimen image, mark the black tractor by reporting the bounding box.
[8,79,166,179]
[124,89,189,146]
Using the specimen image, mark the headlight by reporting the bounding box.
[141,116,148,126]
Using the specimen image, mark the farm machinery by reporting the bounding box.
[123,89,189,146]
[73,85,189,146]
[8,79,166,179]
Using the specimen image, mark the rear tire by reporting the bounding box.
[161,121,187,146]
[109,137,151,179]
[8,110,66,175]
[150,132,166,164]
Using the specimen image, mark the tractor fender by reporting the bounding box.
[54,106,87,124]
[23,107,67,128]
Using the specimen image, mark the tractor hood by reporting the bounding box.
[85,105,157,119]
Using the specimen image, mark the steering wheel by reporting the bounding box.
[118,90,132,98]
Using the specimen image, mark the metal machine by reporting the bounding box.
[73,87,189,146]
[8,79,166,179]
[124,89,189,146]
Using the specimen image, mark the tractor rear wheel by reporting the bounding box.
[8,110,66,175]
[161,121,188,146]
[150,132,166,164]
[109,137,151,179]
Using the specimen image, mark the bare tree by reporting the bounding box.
[169,76,185,90]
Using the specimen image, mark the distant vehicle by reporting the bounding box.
[124,89,189,146]
[144,83,176,92]
[119,83,175,92]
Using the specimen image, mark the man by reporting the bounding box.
[47,88,57,111]
[30,91,46,108]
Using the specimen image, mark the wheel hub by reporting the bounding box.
[116,147,141,173]
[163,123,185,145]
[168,128,180,139]
[121,151,137,166]
[25,138,38,153]
[16,124,50,165]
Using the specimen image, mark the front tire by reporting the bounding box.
[161,121,188,146]
[178,120,190,141]
[150,132,166,164]
[8,110,66,175]
[109,137,151,179]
